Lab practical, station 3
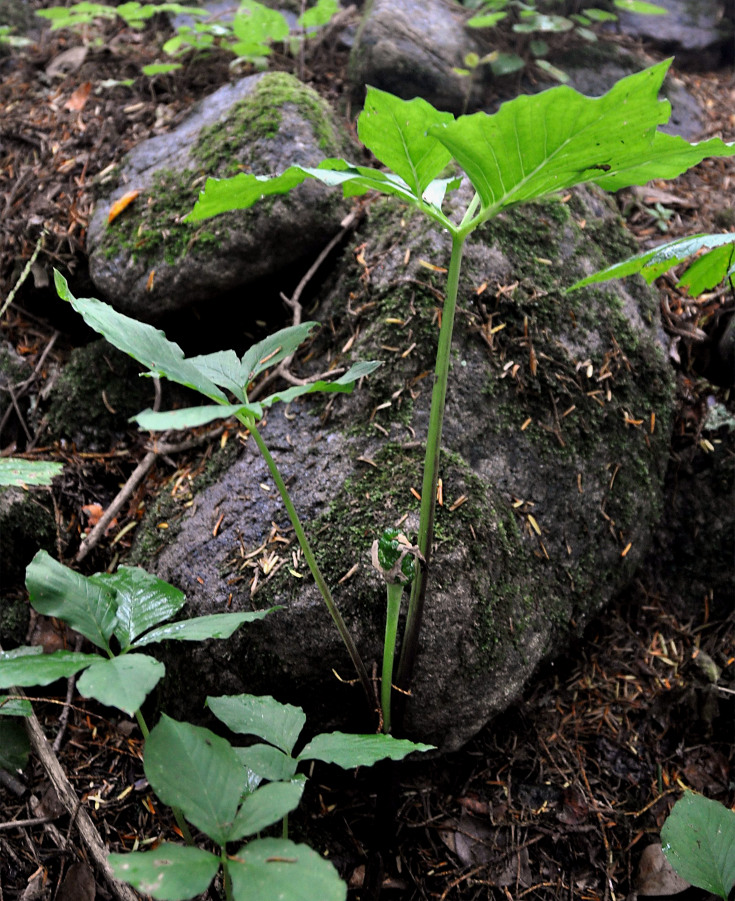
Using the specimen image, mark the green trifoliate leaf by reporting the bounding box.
[131,610,275,648]
[54,272,228,403]
[0,647,98,689]
[568,233,735,294]
[109,844,220,901]
[429,61,735,217]
[133,403,263,431]
[234,744,299,782]
[228,778,305,840]
[298,731,434,768]
[0,720,30,771]
[77,654,164,715]
[661,793,735,900]
[357,87,455,197]
[0,695,33,717]
[144,715,245,845]
[26,550,118,651]
[0,459,63,487]
[207,693,306,754]
[184,349,248,400]
[227,838,346,901]
[91,566,185,650]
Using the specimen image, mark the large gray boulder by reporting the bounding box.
[136,185,675,751]
[87,71,351,319]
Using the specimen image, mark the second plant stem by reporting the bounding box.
[245,418,375,711]
[395,229,466,699]
[381,582,404,734]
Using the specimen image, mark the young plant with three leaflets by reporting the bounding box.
[109,693,431,900]
[184,59,735,713]
[54,272,380,709]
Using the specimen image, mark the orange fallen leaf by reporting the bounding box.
[108,190,140,224]
[65,81,92,111]
[82,502,118,533]
[145,269,155,292]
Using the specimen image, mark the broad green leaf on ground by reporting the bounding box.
[109,844,220,901]
[237,323,317,384]
[568,233,735,294]
[228,778,305,840]
[26,550,118,651]
[228,0,288,58]
[661,793,735,900]
[228,838,346,901]
[207,694,306,754]
[0,695,33,716]
[357,88,455,197]
[614,0,667,13]
[0,719,30,771]
[91,566,185,649]
[144,715,245,845]
[54,272,228,403]
[133,403,263,432]
[0,648,98,688]
[0,459,63,487]
[428,60,735,218]
[77,654,165,715]
[298,0,338,28]
[298,732,434,768]
[131,610,275,647]
[234,744,299,782]
[261,361,382,408]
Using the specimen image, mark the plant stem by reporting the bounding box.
[222,851,233,901]
[135,708,194,846]
[395,230,466,699]
[381,582,404,734]
[245,419,375,712]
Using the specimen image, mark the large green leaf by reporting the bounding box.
[0,459,63,487]
[54,272,228,403]
[133,403,263,432]
[228,778,305,840]
[26,551,118,651]
[237,323,317,384]
[184,349,248,400]
[298,732,434,768]
[662,793,735,900]
[131,610,275,647]
[568,232,735,294]
[109,844,220,901]
[428,60,735,218]
[234,744,299,782]
[92,566,186,649]
[77,654,165,715]
[357,88,455,197]
[207,694,306,754]
[145,716,245,845]
[227,838,346,901]
[0,647,98,688]
[0,719,30,771]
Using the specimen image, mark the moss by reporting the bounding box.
[194,71,341,173]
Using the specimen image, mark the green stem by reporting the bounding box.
[135,708,194,846]
[245,419,375,711]
[222,851,233,901]
[381,582,404,734]
[395,230,466,698]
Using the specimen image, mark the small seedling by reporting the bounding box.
[109,693,432,900]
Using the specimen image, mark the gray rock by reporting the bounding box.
[617,0,734,66]
[348,0,484,112]
[138,185,675,752]
[87,71,351,319]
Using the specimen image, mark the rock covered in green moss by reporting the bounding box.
[86,71,351,319]
[138,184,675,751]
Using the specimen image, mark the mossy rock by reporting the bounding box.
[136,185,675,751]
[86,71,352,319]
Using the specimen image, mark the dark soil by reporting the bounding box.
[0,4,733,901]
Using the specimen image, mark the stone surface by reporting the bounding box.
[617,0,734,67]
[348,0,484,113]
[134,184,676,752]
[87,71,351,319]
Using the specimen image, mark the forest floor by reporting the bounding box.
[0,5,734,901]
